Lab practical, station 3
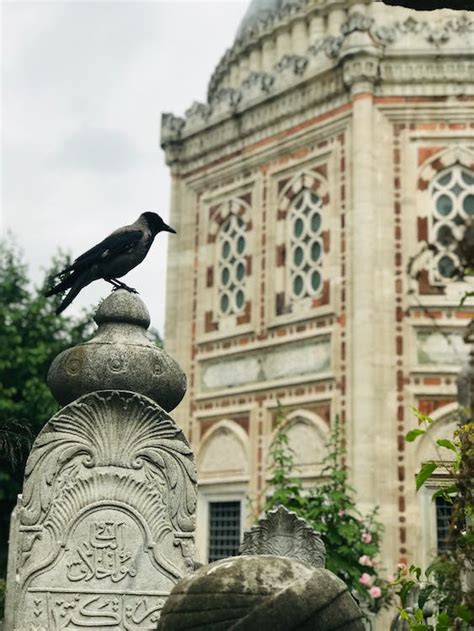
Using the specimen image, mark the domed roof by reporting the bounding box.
[236,0,302,39]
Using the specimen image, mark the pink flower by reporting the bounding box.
[387,574,396,583]
[338,510,346,517]
[359,573,372,587]
[358,555,373,567]
[369,585,382,598]
[361,532,372,544]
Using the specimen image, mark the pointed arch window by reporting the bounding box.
[288,188,324,301]
[430,165,474,282]
[217,214,247,316]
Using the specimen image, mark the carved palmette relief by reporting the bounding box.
[240,505,326,569]
[6,390,197,630]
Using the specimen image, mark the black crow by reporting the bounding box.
[46,212,176,314]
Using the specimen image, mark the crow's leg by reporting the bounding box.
[105,278,123,292]
[110,278,138,294]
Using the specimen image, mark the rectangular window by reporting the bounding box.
[435,496,453,554]
[208,500,241,563]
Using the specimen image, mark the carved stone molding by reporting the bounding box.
[5,390,197,630]
[309,34,343,59]
[341,11,374,36]
[240,71,275,101]
[161,113,185,146]
[372,14,474,46]
[240,505,326,569]
[275,54,308,76]
[343,54,380,87]
[161,12,474,155]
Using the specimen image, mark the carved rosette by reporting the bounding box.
[240,505,326,569]
[6,390,197,630]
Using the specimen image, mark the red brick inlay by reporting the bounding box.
[418,398,455,417]
[393,123,407,559]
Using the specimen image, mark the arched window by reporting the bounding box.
[288,188,324,301]
[430,165,474,282]
[217,214,247,316]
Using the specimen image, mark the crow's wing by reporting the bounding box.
[59,229,144,277]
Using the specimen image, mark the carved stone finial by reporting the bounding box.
[47,289,187,411]
[240,505,326,569]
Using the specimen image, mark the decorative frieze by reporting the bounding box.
[199,337,331,394]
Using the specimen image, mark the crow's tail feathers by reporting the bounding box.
[54,275,90,315]
[45,267,81,298]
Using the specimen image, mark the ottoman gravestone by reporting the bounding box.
[158,506,365,630]
[4,290,197,630]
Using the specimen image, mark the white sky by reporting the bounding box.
[1,0,247,335]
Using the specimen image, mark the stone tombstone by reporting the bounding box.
[4,290,197,631]
[158,506,365,630]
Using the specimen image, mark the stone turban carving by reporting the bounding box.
[157,555,365,630]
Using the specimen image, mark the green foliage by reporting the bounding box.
[147,326,164,349]
[395,412,474,628]
[0,237,93,584]
[258,405,393,613]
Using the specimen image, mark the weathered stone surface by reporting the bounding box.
[48,290,187,412]
[4,390,197,630]
[157,555,365,630]
[240,505,326,569]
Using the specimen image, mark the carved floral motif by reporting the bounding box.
[21,390,196,534]
[275,54,308,75]
[341,12,374,36]
[9,390,197,630]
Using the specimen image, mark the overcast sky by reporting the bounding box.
[1,0,247,335]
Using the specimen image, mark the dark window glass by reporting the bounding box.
[208,501,241,563]
[435,496,453,554]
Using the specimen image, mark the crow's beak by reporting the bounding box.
[163,223,177,234]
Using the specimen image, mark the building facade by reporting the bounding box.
[160,0,474,578]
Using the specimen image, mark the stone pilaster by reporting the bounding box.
[343,47,381,511]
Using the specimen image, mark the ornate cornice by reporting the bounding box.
[160,12,474,168]
[161,68,347,171]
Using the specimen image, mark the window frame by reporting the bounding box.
[428,164,474,285]
[286,187,325,304]
[195,484,246,565]
[418,477,456,570]
[216,212,248,319]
